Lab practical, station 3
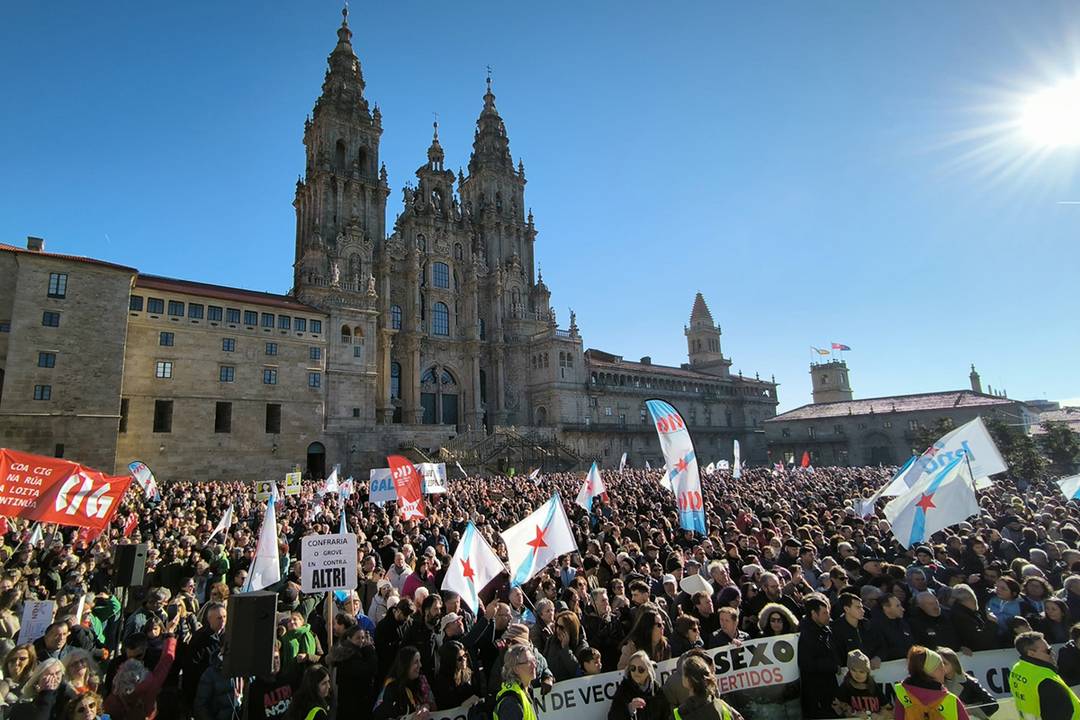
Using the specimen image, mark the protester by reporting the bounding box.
[1008,630,1080,720]
[491,644,537,720]
[284,665,331,720]
[937,648,997,720]
[893,646,970,720]
[831,650,889,719]
[673,655,742,720]
[608,651,669,720]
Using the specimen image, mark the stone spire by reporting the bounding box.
[969,364,983,394]
[427,119,444,168]
[469,75,513,173]
[689,292,714,327]
[316,5,368,114]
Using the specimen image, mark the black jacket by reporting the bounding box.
[608,676,670,720]
[908,607,960,651]
[1058,640,1080,686]
[797,617,839,719]
[951,603,1000,652]
[829,616,869,666]
[864,608,913,661]
[327,641,377,718]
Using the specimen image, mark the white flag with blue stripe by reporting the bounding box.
[1058,474,1080,500]
[500,493,576,588]
[442,522,504,613]
[575,462,606,513]
[883,454,978,548]
[646,399,706,534]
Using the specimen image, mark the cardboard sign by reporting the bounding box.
[254,480,274,502]
[300,533,357,594]
[368,468,395,504]
[17,600,56,644]
[284,473,302,497]
[418,463,447,494]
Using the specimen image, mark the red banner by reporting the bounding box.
[386,455,425,521]
[0,449,132,531]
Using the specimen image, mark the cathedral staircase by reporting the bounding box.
[437,427,581,475]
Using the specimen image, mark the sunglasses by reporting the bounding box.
[629,665,649,673]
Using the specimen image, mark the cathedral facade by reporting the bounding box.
[0,11,778,480]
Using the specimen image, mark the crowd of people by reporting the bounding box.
[0,460,1079,720]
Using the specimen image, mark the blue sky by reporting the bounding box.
[2,2,1078,411]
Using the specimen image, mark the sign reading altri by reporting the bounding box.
[300,532,357,594]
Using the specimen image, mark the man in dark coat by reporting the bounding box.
[908,591,960,651]
[797,594,839,718]
[865,595,914,665]
[829,592,870,665]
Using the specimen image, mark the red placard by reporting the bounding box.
[0,449,132,531]
[386,454,425,521]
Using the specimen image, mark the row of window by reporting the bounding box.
[153,361,321,388]
[131,295,322,334]
[160,333,328,362]
[781,418,913,438]
[136,399,283,434]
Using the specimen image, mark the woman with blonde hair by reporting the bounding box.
[608,650,669,720]
[62,649,98,694]
[674,655,742,720]
[0,644,37,705]
[10,658,76,720]
[937,648,997,720]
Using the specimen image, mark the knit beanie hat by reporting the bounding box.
[847,649,871,674]
[923,648,944,674]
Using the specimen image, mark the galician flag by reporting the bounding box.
[244,495,281,591]
[324,466,340,495]
[28,523,42,546]
[645,460,652,470]
[576,462,606,512]
[704,462,715,474]
[733,440,742,479]
[883,455,978,548]
[339,507,348,535]
[1057,474,1080,500]
[500,493,577,587]
[442,522,503,613]
[208,505,233,542]
[884,417,1006,496]
[646,399,706,534]
[340,478,353,499]
[528,467,541,485]
[618,452,627,472]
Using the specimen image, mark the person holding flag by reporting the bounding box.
[884,455,980,548]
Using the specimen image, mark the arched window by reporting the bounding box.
[432,302,449,336]
[390,305,402,330]
[341,325,352,344]
[420,365,459,425]
[432,262,450,289]
[390,362,401,399]
[353,327,364,361]
[335,140,346,170]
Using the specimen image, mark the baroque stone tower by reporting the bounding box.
[811,359,854,404]
[292,7,387,431]
[684,293,730,376]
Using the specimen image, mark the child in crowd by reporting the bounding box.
[832,650,891,720]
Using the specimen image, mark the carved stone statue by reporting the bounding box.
[330,259,341,287]
[367,273,376,295]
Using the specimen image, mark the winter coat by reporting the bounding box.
[951,603,1000,652]
[193,661,238,720]
[608,676,670,720]
[945,672,997,720]
[909,607,960,651]
[797,618,839,719]
[103,636,178,720]
[895,676,970,720]
[864,607,913,661]
[279,625,317,673]
[327,640,377,718]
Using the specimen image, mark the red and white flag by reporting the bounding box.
[123,513,139,538]
[500,494,576,587]
[575,462,606,513]
[387,455,425,521]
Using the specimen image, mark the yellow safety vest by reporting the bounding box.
[494,681,537,720]
[1009,658,1080,720]
[673,698,733,720]
[892,683,959,720]
[302,707,326,720]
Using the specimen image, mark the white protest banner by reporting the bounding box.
[368,468,395,504]
[18,600,56,644]
[869,646,1052,700]
[430,633,799,720]
[418,462,447,494]
[254,480,274,502]
[284,472,302,497]
[300,532,357,594]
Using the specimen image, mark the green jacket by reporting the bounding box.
[280,624,317,671]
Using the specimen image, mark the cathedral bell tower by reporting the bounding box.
[684,293,730,377]
[293,6,389,297]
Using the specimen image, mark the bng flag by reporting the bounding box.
[885,417,1006,495]
[646,399,706,534]
[884,455,978,548]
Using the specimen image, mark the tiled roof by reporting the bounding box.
[135,275,322,313]
[1030,407,1080,435]
[767,390,1015,422]
[0,243,137,273]
[585,349,769,385]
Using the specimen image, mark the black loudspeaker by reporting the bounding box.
[112,543,148,587]
[222,591,277,678]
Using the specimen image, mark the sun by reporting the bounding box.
[1020,77,1080,147]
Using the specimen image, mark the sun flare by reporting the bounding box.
[1020,77,1080,147]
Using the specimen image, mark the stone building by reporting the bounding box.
[0,239,135,471]
[0,10,779,480]
[765,360,1034,466]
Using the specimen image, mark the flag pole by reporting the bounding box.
[964,451,979,497]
